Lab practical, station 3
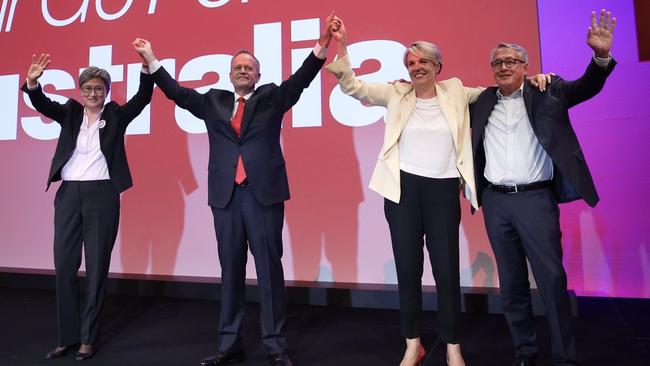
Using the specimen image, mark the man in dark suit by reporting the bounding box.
[470,10,616,366]
[134,14,336,366]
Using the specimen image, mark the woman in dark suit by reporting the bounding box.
[22,41,153,361]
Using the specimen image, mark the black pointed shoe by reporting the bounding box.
[45,344,78,360]
[512,355,536,366]
[199,349,245,366]
[269,353,293,366]
[74,346,95,361]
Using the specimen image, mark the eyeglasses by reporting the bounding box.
[490,58,526,70]
[81,86,106,95]
[231,65,256,73]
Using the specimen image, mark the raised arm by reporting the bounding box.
[26,53,50,88]
[273,12,336,112]
[553,9,616,107]
[133,37,208,120]
[325,17,393,106]
[116,39,154,125]
[588,9,615,58]
[21,53,70,123]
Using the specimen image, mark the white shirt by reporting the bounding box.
[232,91,253,118]
[483,84,553,185]
[26,66,152,181]
[483,54,613,185]
[399,96,459,178]
[61,107,111,181]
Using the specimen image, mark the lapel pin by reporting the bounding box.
[98,120,106,129]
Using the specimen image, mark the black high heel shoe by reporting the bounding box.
[45,343,79,359]
[74,345,95,361]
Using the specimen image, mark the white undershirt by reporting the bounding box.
[399,96,459,178]
[483,54,613,186]
[232,91,253,118]
[61,107,110,181]
[483,85,553,185]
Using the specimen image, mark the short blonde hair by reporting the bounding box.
[403,41,443,74]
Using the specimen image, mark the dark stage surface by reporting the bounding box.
[0,287,648,366]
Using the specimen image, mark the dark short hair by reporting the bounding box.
[78,66,111,93]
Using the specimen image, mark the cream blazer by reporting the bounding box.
[326,55,483,209]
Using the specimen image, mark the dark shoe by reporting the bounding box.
[74,346,95,361]
[512,355,536,366]
[45,344,77,359]
[199,350,245,366]
[269,353,293,366]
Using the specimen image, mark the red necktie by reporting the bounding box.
[231,97,247,184]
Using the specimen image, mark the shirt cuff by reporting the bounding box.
[141,65,150,74]
[25,78,39,90]
[593,52,612,68]
[149,59,162,73]
[313,42,327,60]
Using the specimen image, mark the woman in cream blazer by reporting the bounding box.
[326,21,480,366]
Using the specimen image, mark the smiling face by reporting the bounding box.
[491,47,528,96]
[405,49,440,89]
[80,78,107,110]
[229,53,261,95]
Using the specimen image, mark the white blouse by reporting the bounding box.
[399,96,459,178]
[61,107,110,181]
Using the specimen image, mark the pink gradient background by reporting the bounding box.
[0,0,647,298]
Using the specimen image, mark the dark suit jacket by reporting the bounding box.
[21,72,154,193]
[151,52,325,208]
[471,58,616,208]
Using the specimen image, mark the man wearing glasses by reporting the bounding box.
[469,10,616,366]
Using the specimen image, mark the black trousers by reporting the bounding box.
[53,180,120,346]
[384,171,461,343]
[482,186,577,365]
[211,185,287,354]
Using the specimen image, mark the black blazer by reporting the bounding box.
[21,72,154,193]
[470,58,616,208]
[152,52,325,208]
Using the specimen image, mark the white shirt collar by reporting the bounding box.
[496,81,525,100]
[235,91,254,101]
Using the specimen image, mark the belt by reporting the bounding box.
[62,179,110,185]
[235,179,249,188]
[489,180,552,193]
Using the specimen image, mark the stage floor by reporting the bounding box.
[0,287,648,365]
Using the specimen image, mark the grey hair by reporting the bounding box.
[490,42,529,63]
[232,50,261,72]
[403,41,443,73]
[79,66,111,93]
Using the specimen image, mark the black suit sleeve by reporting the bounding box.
[117,71,154,127]
[151,66,208,120]
[550,58,616,108]
[275,52,325,113]
[21,83,71,125]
